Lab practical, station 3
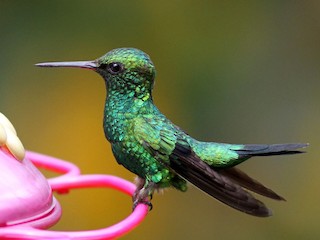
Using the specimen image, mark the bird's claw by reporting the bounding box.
[132,199,153,211]
[132,178,155,211]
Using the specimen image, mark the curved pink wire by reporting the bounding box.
[25,151,81,184]
[0,151,148,239]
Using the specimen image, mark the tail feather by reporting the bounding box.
[235,143,308,157]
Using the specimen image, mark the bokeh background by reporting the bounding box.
[1,1,319,239]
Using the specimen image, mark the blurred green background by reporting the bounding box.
[1,1,319,239]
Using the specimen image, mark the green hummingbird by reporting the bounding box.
[36,48,307,217]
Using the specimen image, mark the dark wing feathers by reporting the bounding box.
[170,147,273,217]
[218,167,285,200]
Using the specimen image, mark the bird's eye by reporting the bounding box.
[107,62,124,74]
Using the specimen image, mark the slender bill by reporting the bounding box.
[35,61,97,69]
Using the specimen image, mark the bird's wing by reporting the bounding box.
[132,116,276,217]
[218,167,285,200]
[170,142,274,217]
[132,116,178,163]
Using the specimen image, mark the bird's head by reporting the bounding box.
[36,48,156,99]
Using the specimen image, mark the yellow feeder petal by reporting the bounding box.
[0,124,7,145]
[5,129,25,161]
[0,113,17,135]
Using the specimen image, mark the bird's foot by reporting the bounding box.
[132,177,156,211]
[132,198,153,211]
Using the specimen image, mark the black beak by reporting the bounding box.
[35,60,97,69]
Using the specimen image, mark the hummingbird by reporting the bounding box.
[36,48,307,217]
